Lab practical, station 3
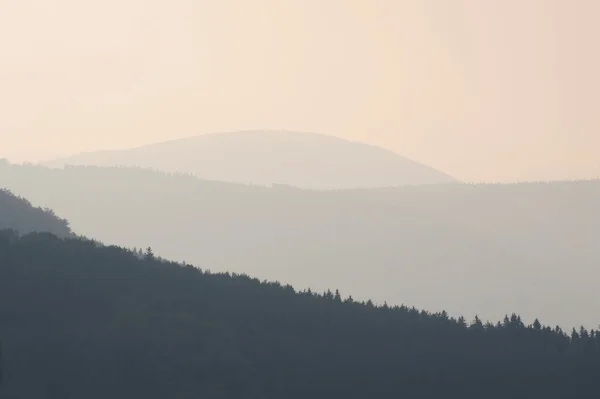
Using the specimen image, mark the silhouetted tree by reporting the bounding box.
[334,289,342,303]
[145,246,154,259]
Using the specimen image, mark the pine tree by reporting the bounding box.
[470,315,485,332]
[145,246,154,259]
[334,289,342,303]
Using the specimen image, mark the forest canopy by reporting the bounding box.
[1,161,599,328]
[0,188,72,237]
[0,231,599,398]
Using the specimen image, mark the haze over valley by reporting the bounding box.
[2,160,598,329]
[1,194,597,398]
[2,1,600,397]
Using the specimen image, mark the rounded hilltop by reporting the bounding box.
[44,130,457,189]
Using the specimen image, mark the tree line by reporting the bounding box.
[0,230,599,398]
[0,189,72,238]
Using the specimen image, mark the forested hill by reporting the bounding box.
[0,188,71,237]
[1,162,599,328]
[0,231,598,398]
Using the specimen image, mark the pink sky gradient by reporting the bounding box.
[1,0,598,182]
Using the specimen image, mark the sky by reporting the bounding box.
[0,0,598,182]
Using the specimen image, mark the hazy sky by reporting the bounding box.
[1,0,598,182]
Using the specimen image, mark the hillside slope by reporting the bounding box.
[0,231,598,398]
[1,162,598,328]
[0,187,71,237]
[44,130,457,188]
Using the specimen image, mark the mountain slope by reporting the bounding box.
[0,186,71,237]
[0,231,598,398]
[44,130,457,189]
[1,161,598,328]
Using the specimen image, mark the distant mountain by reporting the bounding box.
[2,161,598,329]
[44,130,457,189]
[1,231,598,398]
[0,181,71,237]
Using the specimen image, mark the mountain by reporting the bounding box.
[0,231,598,398]
[44,130,457,189]
[0,185,71,237]
[1,161,598,328]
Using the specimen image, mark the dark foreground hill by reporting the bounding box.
[1,162,599,328]
[43,130,458,188]
[0,188,71,237]
[0,231,599,398]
